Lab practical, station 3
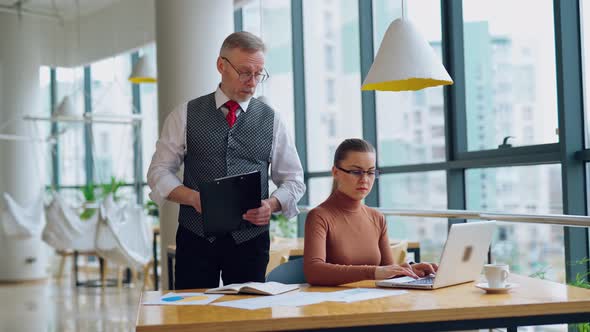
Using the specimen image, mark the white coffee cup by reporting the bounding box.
[483,264,509,288]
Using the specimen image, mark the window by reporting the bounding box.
[308,177,333,207]
[56,67,86,186]
[326,79,335,104]
[466,165,565,282]
[304,0,362,172]
[90,55,135,184]
[431,125,445,138]
[243,0,295,139]
[379,171,447,263]
[321,113,337,137]
[325,44,335,72]
[373,0,446,166]
[463,0,558,150]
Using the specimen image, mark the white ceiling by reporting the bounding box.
[0,0,121,20]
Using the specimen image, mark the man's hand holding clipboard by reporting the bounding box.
[199,171,281,235]
[242,197,281,226]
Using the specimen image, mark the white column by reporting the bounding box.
[155,0,234,290]
[0,13,49,280]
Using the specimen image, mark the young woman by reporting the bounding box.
[303,138,437,286]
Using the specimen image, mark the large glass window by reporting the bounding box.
[466,164,564,282]
[243,0,295,138]
[303,0,363,172]
[308,177,333,208]
[379,171,447,263]
[373,0,446,166]
[56,67,85,186]
[90,55,135,185]
[463,0,558,151]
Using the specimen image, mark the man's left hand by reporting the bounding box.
[243,199,273,226]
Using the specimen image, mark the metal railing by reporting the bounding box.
[298,207,590,228]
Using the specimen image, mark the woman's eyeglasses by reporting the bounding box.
[336,166,380,179]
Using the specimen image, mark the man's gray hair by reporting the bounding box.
[220,31,266,56]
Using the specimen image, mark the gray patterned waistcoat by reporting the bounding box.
[178,92,274,244]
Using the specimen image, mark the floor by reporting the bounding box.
[0,277,142,332]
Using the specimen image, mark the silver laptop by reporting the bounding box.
[376,221,496,290]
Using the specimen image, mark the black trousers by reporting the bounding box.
[174,225,270,290]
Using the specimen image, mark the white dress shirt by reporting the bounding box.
[147,86,306,219]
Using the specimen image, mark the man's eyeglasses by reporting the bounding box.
[336,166,380,179]
[221,56,269,83]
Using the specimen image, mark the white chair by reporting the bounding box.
[43,191,98,252]
[96,195,153,287]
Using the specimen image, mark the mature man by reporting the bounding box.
[147,32,305,289]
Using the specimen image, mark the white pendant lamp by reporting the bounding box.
[129,54,157,84]
[361,17,453,92]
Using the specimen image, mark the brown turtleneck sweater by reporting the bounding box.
[303,190,393,286]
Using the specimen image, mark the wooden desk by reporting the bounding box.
[136,274,590,331]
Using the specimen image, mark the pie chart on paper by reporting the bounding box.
[162,295,210,302]
[159,293,220,305]
[178,295,209,302]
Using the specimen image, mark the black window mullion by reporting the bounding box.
[50,68,60,190]
[131,52,144,205]
[358,0,378,207]
[292,0,309,236]
[554,0,590,283]
[234,8,243,32]
[441,0,467,227]
[84,66,94,186]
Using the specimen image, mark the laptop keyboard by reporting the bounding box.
[405,276,435,285]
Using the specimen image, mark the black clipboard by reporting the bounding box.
[199,170,262,235]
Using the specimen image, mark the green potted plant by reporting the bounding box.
[270,214,296,239]
[79,182,98,220]
[100,176,125,201]
[569,258,590,332]
[531,259,590,331]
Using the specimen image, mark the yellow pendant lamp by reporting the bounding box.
[129,54,157,84]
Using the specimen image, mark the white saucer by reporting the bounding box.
[475,282,518,294]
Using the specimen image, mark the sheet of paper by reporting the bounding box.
[327,288,406,303]
[143,292,223,305]
[212,292,327,310]
[211,288,406,310]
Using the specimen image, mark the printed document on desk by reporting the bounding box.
[211,288,406,310]
[199,170,261,235]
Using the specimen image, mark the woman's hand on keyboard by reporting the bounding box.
[375,264,420,280]
[401,262,439,278]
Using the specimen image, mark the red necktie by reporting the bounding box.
[225,100,240,128]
